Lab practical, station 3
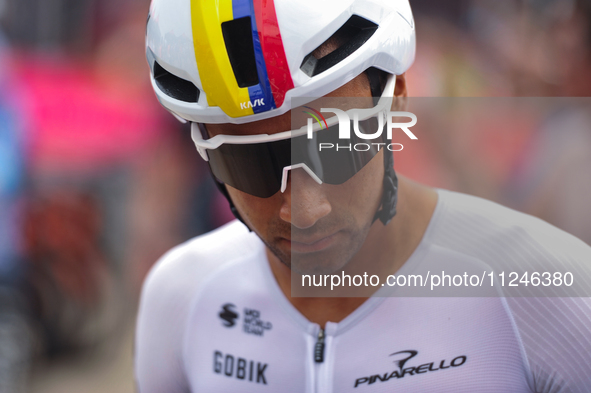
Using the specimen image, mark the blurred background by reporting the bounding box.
[0,0,589,391]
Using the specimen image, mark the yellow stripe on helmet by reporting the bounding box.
[191,0,254,117]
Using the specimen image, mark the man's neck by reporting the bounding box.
[266,176,438,327]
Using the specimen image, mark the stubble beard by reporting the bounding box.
[261,212,374,276]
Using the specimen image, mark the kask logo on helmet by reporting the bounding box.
[305,108,418,152]
[240,98,266,110]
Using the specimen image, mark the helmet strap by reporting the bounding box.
[373,146,398,226]
[212,176,253,232]
[366,68,398,226]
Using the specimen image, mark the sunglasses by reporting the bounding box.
[191,74,396,198]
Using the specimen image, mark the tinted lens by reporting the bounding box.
[207,138,290,198]
[292,117,384,184]
[203,116,384,197]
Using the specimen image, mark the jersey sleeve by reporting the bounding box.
[134,245,194,393]
[506,297,591,393]
[431,190,591,392]
[134,221,255,392]
[503,214,591,392]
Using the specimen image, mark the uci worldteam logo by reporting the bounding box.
[303,106,418,152]
[218,303,273,336]
[219,303,239,327]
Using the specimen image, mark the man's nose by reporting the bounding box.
[279,168,331,229]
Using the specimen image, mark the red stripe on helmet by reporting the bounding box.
[253,0,294,108]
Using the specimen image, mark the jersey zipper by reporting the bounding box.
[314,328,325,363]
[312,325,333,392]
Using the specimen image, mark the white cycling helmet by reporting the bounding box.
[146,0,416,124]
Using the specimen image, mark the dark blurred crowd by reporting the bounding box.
[0,0,589,391]
[0,0,235,391]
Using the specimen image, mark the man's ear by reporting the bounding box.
[395,73,407,98]
[392,73,408,111]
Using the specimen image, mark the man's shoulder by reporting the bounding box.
[139,220,261,312]
[134,223,261,392]
[156,220,260,272]
[432,189,591,265]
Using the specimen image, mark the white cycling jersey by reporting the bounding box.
[135,189,591,392]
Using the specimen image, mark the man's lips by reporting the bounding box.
[281,232,340,253]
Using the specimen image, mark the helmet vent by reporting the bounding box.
[300,15,378,77]
[154,62,200,103]
[222,17,259,88]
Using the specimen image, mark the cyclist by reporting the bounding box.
[136,0,591,391]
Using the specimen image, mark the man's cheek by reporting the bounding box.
[236,196,277,228]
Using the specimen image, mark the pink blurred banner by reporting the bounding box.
[14,53,169,175]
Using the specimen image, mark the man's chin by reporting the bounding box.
[263,222,372,273]
[270,244,351,276]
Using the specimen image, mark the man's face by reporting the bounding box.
[206,74,385,275]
